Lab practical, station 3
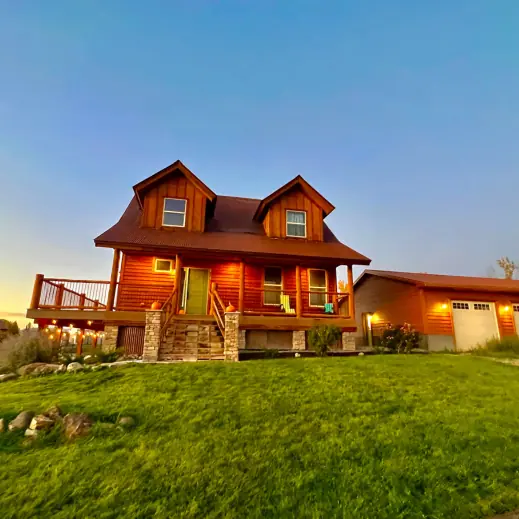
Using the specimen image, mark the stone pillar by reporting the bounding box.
[342,331,356,351]
[143,310,162,362]
[102,325,119,353]
[224,312,240,362]
[292,330,306,350]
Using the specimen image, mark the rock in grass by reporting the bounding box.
[63,413,93,440]
[0,373,17,383]
[18,363,61,376]
[0,418,5,433]
[24,428,39,438]
[29,414,55,431]
[8,411,35,431]
[44,405,63,421]
[66,362,84,373]
[117,416,136,429]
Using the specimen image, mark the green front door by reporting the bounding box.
[184,268,210,315]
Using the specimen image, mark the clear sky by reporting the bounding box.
[1,0,519,315]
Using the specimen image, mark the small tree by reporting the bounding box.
[380,323,421,354]
[7,321,19,336]
[497,257,518,279]
[308,325,341,356]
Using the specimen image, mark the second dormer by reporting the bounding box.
[133,161,216,232]
[253,176,335,241]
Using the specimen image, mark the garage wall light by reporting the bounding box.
[441,303,448,310]
[503,306,510,312]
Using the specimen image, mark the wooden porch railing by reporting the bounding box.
[209,283,226,339]
[241,289,349,318]
[37,278,110,310]
[30,274,175,312]
[159,287,178,339]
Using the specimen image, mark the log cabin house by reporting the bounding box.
[27,160,370,360]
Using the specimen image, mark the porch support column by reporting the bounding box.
[143,310,162,362]
[30,274,44,310]
[347,265,355,319]
[174,254,182,314]
[102,325,119,353]
[106,249,121,311]
[76,330,84,356]
[224,311,240,362]
[295,265,302,318]
[238,260,245,313]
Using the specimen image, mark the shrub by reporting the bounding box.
[0,331,57,372]
[470,336,519,357]
[380,323,421,354]
[96,349,123,363]
[308,325,341,357]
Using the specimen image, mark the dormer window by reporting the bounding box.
[286,210,306,238]
[163,198,186,227]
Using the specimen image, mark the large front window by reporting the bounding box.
[163,198,186,227]
[264,267,282,305]
[286,210,306,238]
[309,269,327,307]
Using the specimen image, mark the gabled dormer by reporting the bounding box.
[133,160,217,232]
[253,176,335,241]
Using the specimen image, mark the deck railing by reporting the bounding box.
[209,283,226,338]
[31,275,175,312]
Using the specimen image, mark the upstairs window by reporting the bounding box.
[286,210,306,238]
[163,198,186,227]
[264,267,283,305]
[309,269,327,307]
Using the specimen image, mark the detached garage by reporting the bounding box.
[354,270,519,351]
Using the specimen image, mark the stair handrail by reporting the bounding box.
[210,283,226,339]
[160,286,178,338]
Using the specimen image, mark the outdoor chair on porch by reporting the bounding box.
[280,294,296,314]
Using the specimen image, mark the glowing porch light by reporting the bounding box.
[52,320,57,324]
[441,303,448,310]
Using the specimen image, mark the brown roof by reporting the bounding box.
[95,195,370,264]
[356,270,519,293]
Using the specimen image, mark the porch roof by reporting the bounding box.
[94,196,370,265]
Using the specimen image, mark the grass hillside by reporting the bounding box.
[1,356,519,518]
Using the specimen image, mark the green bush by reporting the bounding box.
[380,323,421,354]
[308,325,341,357]
[470,336,519,357]
[0,331,57,372]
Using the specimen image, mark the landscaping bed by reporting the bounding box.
[2,356,519,518]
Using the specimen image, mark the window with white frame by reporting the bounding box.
[154,258,173,273]
[286,210,306,238]
[264,267,282,305]
[163,198,186,227]
[309,269,327,307]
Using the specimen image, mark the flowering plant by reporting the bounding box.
[380,323,421,353]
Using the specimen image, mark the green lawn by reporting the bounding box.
[1,357,519,518]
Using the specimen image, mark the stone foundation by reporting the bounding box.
[224,312,240,362]
[143,310,161,362]
[292,330,306,350]
[102,325,119,353]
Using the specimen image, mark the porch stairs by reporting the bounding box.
[158,317,225,361]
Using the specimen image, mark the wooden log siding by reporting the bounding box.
[118,254,338,315]
[262,185,324,241]
[141,172,207,231]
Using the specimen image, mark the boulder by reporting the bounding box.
[63,413,93,440]
[57,364,67,373]
[18,363,61,376]
[24,428,39,438]
[44,405,63,421]
[0,373,17,383]
[66,362,84,373]
[117,416,136,428]
[0,418,5,432]
[8,411,35,431]
[29,414,55,431]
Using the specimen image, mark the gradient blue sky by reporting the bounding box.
[1,0,519,314]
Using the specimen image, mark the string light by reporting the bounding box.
[87,320,92,326]
[52,320,57,325]
[49,335,54,340]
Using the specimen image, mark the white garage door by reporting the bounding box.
[514,305,519,335]
[451,301,500,351]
